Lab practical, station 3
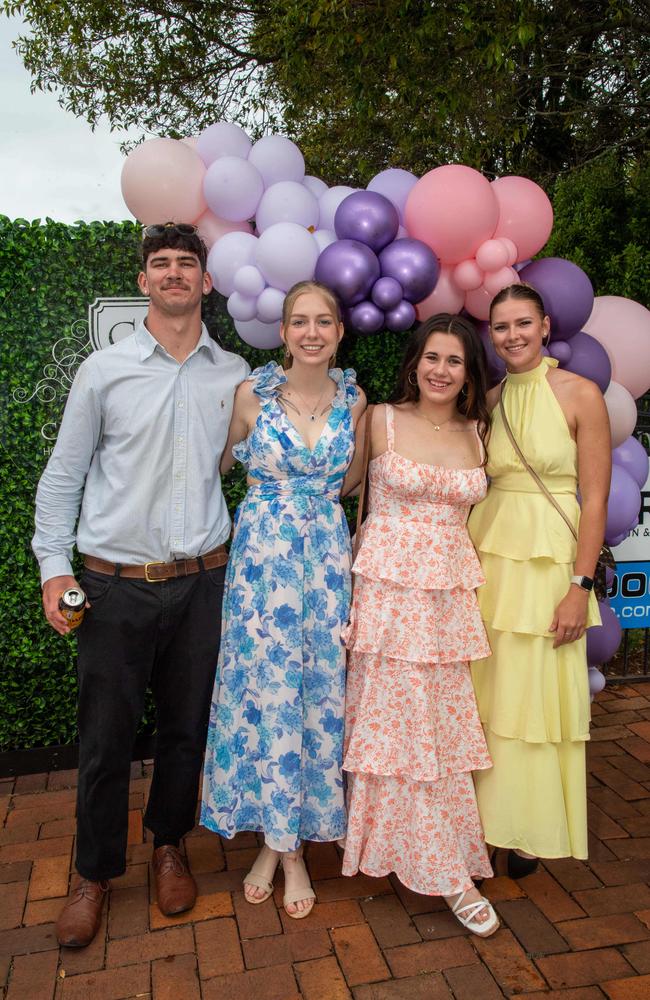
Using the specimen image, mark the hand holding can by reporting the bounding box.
[58,588,87,629]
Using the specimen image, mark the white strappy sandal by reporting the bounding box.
[450,890,499,938]
[281,848,316,920]
[243,846,280,905]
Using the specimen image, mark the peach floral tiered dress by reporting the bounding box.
[341,405,494,895]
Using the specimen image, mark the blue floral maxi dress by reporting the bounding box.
[200,362,358,852]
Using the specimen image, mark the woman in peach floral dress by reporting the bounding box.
[342,313,498,937]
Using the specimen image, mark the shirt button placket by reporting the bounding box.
[171,369,188,556]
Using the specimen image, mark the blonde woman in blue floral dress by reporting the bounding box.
[201,281,366,918]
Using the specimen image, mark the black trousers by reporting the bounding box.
[74,564,225,881]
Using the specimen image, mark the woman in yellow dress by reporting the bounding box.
[469,283,610,871]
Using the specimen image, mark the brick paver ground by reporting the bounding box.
[3,684,650,998]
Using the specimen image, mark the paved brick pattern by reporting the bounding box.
[2,685,650,998]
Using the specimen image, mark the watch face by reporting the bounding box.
[581,576,594,591]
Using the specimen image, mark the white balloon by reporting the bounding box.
[255,222,319,293]
[233,264,266,298]
[228,291,258,322]
[248,134,305,186]
[257,286,286,323]
[604,380,638,448]
[207,231,258,297]
[235,317,283,349]
[197,122,251,166]
[256,181,319,233]
[312,229,337,254]
[203,156,264,222]
[303,175,328,198]
[318,185,357,231]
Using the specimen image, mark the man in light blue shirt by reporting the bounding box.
[33,223,249,947]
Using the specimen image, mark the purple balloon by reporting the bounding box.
[477,322,507,387]
[606,465,642,539]
[334,191,399,253]
[315,239,380,306]
[386,300,417,332]
[588,666,607,695]
[513,258,532,272]
[605,565,616,587]
[548,340,572,364]
[372,276,403,310]
[349,300,385,334]
[520,258,594,340]
[587,601,622,666]
[606,529,630,547]
[379,238,440,304]
[613,435,649,489]
[562,331,611,393]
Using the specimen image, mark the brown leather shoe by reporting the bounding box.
[152,845,197,916]
[56,878,109,947]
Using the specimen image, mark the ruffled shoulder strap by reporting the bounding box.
[247,361,287,402]
[329,367,359,408]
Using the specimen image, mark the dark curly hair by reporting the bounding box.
[391,313,490,463]
[140,227,208,272]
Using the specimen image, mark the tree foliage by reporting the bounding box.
[3,0,648,185]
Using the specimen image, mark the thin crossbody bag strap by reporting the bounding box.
[498,386,578,544]
[353,404,375,561]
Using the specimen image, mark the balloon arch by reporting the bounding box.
[121,122,650,689]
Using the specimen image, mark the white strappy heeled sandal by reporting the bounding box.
[450,889,499,938]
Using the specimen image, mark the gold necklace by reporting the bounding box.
[416,410,456,432]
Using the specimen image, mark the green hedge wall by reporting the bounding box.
[0,152,647,751]
[0,216,406,752]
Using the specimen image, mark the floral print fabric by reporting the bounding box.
[342,405,494,895]
[201,362,357,852]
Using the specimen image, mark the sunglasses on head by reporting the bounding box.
[142,222,199,239]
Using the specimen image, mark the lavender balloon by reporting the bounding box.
[379,238,440,303]
[367,168,418,224]
[586,601,622,666]
[606,465,642,539]
[606,530,629,547]
[548,340,572,364]
[612,435,649,489]
[371,276,403,310]
[588,667,607,696]
[334,191,399,253]
[315,239,380,306]
[562,331,611,393]
[350,300,385,334]
[386,300,417,332]
[519,258,594,340]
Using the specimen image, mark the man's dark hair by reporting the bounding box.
[140,228,208,272]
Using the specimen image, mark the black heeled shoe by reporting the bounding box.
[491,847,539,879]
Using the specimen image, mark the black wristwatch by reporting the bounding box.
[570,575,594,592]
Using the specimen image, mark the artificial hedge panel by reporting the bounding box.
[0,216,403,751]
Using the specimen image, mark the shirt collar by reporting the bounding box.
[135,320,220,364]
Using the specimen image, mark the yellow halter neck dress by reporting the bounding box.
[469,357,600,860]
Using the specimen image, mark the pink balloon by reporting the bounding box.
[604,380,638,448]
[453,259,484,291]
[583,295,650,399]
[498,237,518,266]
[195,210,253,249]
[120,137,207,225]
[464,285,494,321]
[491,176,553,260]
[180,136,199,149]
[484,266,519,296]
[415,265,464,319]
[476,239,509,273]
[405,165,499,265]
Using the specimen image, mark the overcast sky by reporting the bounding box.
[0,14,142,224]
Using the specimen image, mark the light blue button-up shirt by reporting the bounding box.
[33,321,249,584]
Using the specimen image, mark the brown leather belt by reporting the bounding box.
[83,545,228,582]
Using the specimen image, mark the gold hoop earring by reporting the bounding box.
[408,370,418,386]
[284,345,291,360]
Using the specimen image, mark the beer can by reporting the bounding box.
[59,588,86,629]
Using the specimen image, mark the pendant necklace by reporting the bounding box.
[287,383,330,421]
[418,411,455,432]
